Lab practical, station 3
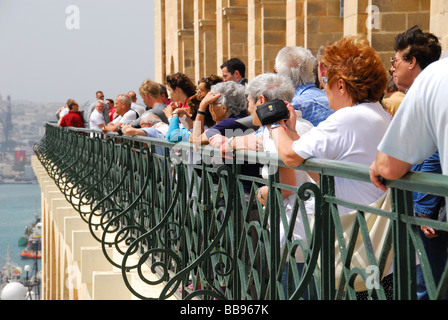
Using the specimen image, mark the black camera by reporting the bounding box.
[255,99,289,126]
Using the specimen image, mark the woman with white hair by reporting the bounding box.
[190,81,249,146]
[191,80,260,195]
[246,73,316,298]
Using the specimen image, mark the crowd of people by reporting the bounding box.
[55,25,448,299]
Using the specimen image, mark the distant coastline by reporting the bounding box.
[0,180,37,184]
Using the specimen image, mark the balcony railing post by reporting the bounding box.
[268,165,280,299]
[319,174,336,299]
[232,156,242,300]
[391,188,417,300]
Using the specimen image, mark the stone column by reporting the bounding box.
[154,0,167,83]
[194,0,218,81]
[216,0,248,75]
[286,0,305,47]
[248,0,287,78]
[430,1,448,52]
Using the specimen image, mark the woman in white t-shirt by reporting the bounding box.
[269,36,390,215]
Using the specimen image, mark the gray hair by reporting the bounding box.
[117,94,132,108]
[140,113,161,126]
[274,46,316,87]
[94,100,105,108]
[246,73,295,104]
[210,81,247,116]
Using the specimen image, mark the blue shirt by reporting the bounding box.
[412,150,444,217]
[142,127,166,156]
[204,112,249,139]
[166,116,191,142]
[291,83,333,127]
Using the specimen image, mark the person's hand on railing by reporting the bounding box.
[256,186,268,206]
[209,134,227,149]
[217,134,264,158]
[369,161,388,191]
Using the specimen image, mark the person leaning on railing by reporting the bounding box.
[370,25,445,300]
[269,36,390,215]
[245,72,317,298]
[165,94,215,143]
[59,100,85,128]
[191,81,261,195]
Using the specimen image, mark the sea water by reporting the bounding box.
[0,184,41,277]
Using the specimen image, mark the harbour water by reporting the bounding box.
[0,184,41,277]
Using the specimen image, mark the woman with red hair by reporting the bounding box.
[270,36,390,214]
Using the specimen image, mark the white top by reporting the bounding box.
[262,115,315,251]
[113,109,138,125]
[379,58,448,175]
[59,107,69,119]
[89,109,105,131]
[293,101,391,214]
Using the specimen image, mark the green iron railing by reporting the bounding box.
[34,123,448,300]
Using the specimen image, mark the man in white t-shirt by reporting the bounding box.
[84,90,110,128]
[89,100,106,131]
[370,58,448,191]
[102,94,138,134]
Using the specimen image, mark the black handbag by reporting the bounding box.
[255,99,289,126]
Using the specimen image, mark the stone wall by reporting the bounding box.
[154,0,447,84]
[32,156,172,300]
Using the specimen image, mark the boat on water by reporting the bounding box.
[20,222,42,259]
[0,248,22,285]
[18,208,41,247]
[0,247,23,297]
[0,247,41,300]
[18,225,34,246]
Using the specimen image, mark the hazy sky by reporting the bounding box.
[0,0,155,106]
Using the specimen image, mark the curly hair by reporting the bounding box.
[210,81,247,116]
[187,94,215,127]
[393,25,441,70]
[165,72,197,97]
[321,36,388,104]
[198,74,223,91]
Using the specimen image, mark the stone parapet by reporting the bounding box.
[31,156,175,300]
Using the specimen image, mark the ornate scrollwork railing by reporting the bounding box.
[34,123,448,300]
